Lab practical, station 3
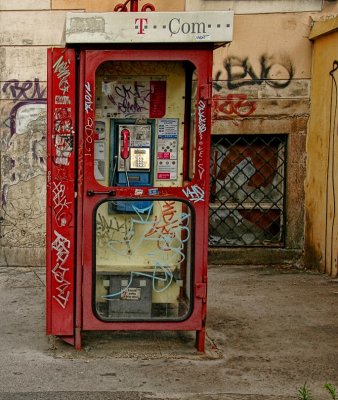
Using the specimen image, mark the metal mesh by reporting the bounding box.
[209,135,286,247]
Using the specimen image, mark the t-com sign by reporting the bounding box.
[66,11,234,44]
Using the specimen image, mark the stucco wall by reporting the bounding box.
[0,0,337,266]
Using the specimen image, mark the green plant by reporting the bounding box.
[298,383,313,400]
[324,383,337,400]
[296,383,337,400]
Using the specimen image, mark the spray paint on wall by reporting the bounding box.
[0,79,47,249]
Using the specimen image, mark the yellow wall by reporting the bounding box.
[305,18,338,276]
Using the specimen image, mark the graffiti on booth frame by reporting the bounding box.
[85,82,93,114]
[214,54,294,90]
[52,230,71,309]
[53,107,74,166]
[197,99,207,180]
[55,95,71,105]
[102,201,191,297]
[85,115,94,154]
[52,55,71,95]
[49,51,75,312]
[183,184,205,203]
[52,53,74,165]
[198,99,207,134]
[52,182,72,227]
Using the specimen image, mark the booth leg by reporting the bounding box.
[75,327,82,350]
[196,327,205,352]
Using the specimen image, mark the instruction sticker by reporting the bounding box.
[121,287,141,300]
[157,160,178,180]
[156,119,179,180]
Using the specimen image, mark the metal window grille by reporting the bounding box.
[209,134,287,247]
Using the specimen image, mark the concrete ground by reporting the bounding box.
[0,264,337,399]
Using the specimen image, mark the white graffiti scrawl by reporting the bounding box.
[85,82,93,114]
[52,182,72,227]
[52,230,71,309]
[183,184,205,203]
[198,99,207,134]
[53,55,70,95]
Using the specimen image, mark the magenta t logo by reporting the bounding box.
[135,18,148,34]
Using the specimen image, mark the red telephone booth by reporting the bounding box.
[46,6,233,351]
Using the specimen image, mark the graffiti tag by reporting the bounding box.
[53,55,71,94]
[197,99,207,180]
[183,184,205,203]
[52,230,71,309]
[214,54,294,90]
[85,82,93,114]
[106,81,150,116]
[212,93,257,120]
[2,78,46,102]
[52,182,72,227]
[198,100,207,134]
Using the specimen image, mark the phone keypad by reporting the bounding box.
[136,156,145,168]
[130,148,150,170]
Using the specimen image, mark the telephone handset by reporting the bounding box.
[120,128,130,160]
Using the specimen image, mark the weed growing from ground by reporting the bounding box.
[297,383,337,400]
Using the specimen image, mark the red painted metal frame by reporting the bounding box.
[78,48,213,351]
[114,0,155,12]
[46,48,77,338]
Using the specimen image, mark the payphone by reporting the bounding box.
[46,6,233,351]
[109,121,154,212]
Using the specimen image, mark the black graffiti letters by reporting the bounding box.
[107,82,150,115]
[224,55,294,90]
[2,78,46,102]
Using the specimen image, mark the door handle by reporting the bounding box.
[87,190,116,197]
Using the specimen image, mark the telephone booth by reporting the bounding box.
[46,5,233,351]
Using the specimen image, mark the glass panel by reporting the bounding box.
[94,199,193,321]
[93,60,194,188]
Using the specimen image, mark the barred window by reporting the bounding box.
[209,135,286,247]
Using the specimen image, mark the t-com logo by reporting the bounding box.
[135,18,148,34]
[135,17,209,37]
